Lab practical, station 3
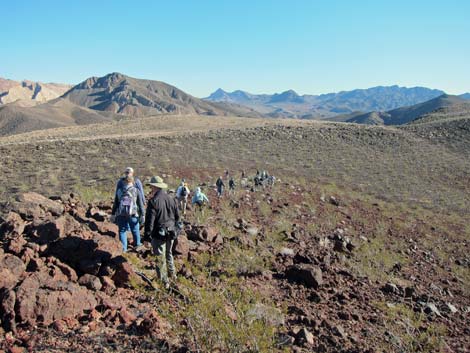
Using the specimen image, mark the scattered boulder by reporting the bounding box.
[119,307,137,326]
[46,233,122,275]
[138,309,170,338]
[329,196,340,206]
[381,282,401,295]
[0,212,25,236]
[78,274,102,291]
[0,289,17,332]
[445,303,458,314]
[15,271,97,326]
[296,327,314,346]
[7,235,28,255]
[0,254,26,289]
[202,227,219,242]
[173,235,190,258]
[87,207,107,222]
[285,264,323,289]
[15,192,64,219]
[186,226,221,244]
[424,303,441,317]
[100,276,116,294]
[279,247,295,257]
[111,258,141,287]
[33,216,68,243]
[246,226,259,237]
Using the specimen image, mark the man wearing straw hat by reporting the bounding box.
[144,176,180,289]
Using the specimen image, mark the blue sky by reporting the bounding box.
[2,0,469,97]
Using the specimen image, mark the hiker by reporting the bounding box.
[144,176,180,289]
[267,175,276,187]
[216,176,225,197]
[241,170,246,179]
[115,167,146,205]
[176,181,190,215]
[111,175,145,252]
[192,187,209,207]
[225,170,230,179]
[229,177,236,194]
[253,174,261,191]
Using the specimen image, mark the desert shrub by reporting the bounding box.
[375,302,447,352]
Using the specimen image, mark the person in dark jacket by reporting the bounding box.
[229,177,236,194]
[216,176,225,198]
[144,176,180,289]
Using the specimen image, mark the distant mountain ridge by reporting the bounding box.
[0,78,71,106]
[346,94,470,125]
[205,85,447,119]
[62,72,260,118]
[0,73,264,136]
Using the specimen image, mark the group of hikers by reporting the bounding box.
[110,167,274,289]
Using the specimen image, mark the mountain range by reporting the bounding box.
[0,73,264,136]
[0,72,469,136]
[345,94,470,125]
[205,86,463,119]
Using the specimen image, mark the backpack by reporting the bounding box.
[180,186,188,197]
[117,186,138,218]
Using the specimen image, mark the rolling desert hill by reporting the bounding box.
[62,72,262,118]
[0,78,71,105]
[1,109,469,352]
[205,85,446,119]
[0,98,123,136]
[346,94,470,125]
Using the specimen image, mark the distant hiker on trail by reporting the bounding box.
[111,175,145,252]
[216,176,225,197]
[267,175,276,187]
[229,177,236,194]
[225,170,230,179]
[115,167,146,205]
[176,181,190,215]
[192,187,209,207]
[241,170,246,179]
[144,176,180,289]
[254,174,261,191]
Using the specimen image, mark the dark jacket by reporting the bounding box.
[216,178,225,188]
[112,184,145,219]
[144,190,179,240]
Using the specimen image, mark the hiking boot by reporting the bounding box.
[134,244,144,252]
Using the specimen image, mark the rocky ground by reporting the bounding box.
[1,177,469,352]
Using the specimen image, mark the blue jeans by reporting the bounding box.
[117,216,142,252]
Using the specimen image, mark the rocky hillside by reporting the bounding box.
[1,176,469,352]
[0,78,71,106]
[205,86,446,119]
[62,73,261,118]
[347,94,470,125]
